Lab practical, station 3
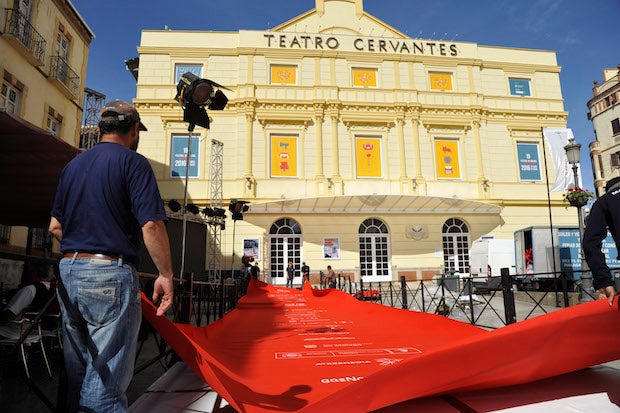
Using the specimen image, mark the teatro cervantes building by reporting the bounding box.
[134,0,576,285]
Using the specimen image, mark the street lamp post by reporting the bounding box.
[563,138,594,302]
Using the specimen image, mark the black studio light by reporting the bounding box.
[174,72,230,129]
[168,199,182,212]
[202,207,215,217]
[228,199,249,221]
[202,207,226,218]
[186,203,200,215]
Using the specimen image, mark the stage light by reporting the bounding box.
[213,208,227,218]
[174,72,230,129]
[187,203,200,215]
[202,207,215,217]
[168,199,182,212]
[229,199,250,221]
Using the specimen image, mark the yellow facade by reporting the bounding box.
[135,0,577,284]
[0,0,92,251]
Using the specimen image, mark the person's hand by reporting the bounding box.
[597,286,616,307]
[152,274,174,316]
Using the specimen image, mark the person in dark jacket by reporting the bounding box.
[583,176,620,307]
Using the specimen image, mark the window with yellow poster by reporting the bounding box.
[435,140,460,179]
[429,72,453,91]
[270,65,297,84]
[352,68,377,88]
[271,135,298,177]
[356,137,382,177]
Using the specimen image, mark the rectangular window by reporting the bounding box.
[32,228,47,249]
[57,31,70,60]
[270,135,298,177]
[509,78,531,97]
[270,65,297,85]
[612,118,620,136]
[516,143,542,181]
[435,139,460,179]
[352,68,378,88]
[170,135,200,178]
[174,64,202,83]
[611,152,620,168]
[1,82,21,114]
[429,72,453,91]
[355,136,382,178]
[47,115,61,136]
[0,224,10,244]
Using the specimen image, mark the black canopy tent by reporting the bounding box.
[0,110,81,228]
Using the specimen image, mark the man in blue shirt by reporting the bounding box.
[49,100,174,412]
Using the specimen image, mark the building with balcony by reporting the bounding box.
[135,0,577,284]
[588,65,620,197]
[0,0,93,260]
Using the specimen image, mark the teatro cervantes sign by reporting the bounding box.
[263,33,459,57]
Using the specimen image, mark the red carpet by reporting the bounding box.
[141,279,620,413]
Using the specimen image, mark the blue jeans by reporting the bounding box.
[58,257,141,413]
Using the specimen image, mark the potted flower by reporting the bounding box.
[562,187,594,207]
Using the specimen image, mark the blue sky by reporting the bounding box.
[71,0,620,191]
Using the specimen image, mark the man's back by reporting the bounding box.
[52,142,165,263]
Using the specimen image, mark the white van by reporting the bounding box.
[469,239,516,291]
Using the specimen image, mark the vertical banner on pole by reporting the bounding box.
[542,128,579,191]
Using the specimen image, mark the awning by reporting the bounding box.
[0,110,81,227]
[248,194,502,215]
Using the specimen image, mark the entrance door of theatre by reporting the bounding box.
[269,235,302,285]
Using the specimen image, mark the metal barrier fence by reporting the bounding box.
[317,268,606,330]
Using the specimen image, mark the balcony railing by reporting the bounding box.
[2,8,46,64]
[49,55,80,97]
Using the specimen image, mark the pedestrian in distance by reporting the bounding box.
[326,265,336,288]
[250,262,260,280]
[49,100,174,413]
[583,176,620,307]
[301,261,310,284]
[286,261,295,288]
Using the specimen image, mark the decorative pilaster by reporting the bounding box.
[410,114,426,195]
[243,103,256,196]
[327,103,342,194]
[472,117,488,196]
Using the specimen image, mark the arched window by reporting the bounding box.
[358,218,391,281]
[442,218,470,274]
[269,218,301,235]
[269,218,302,284]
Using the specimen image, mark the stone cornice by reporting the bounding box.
[135,98,567,127]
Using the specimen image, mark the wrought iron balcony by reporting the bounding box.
[2,8,46,65]
[49,55,80,98]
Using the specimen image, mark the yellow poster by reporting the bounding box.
[271,136,297,177]
[270,65,297,84]
[435,140,460,178]
[352,68,377,87]
[356,137,382,177]
[429,72,453,91]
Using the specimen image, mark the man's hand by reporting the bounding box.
[597,286,616,307]
[152,275,174,316]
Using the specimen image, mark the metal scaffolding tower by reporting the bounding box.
[80,88,106,149]
[207,139,224,281]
